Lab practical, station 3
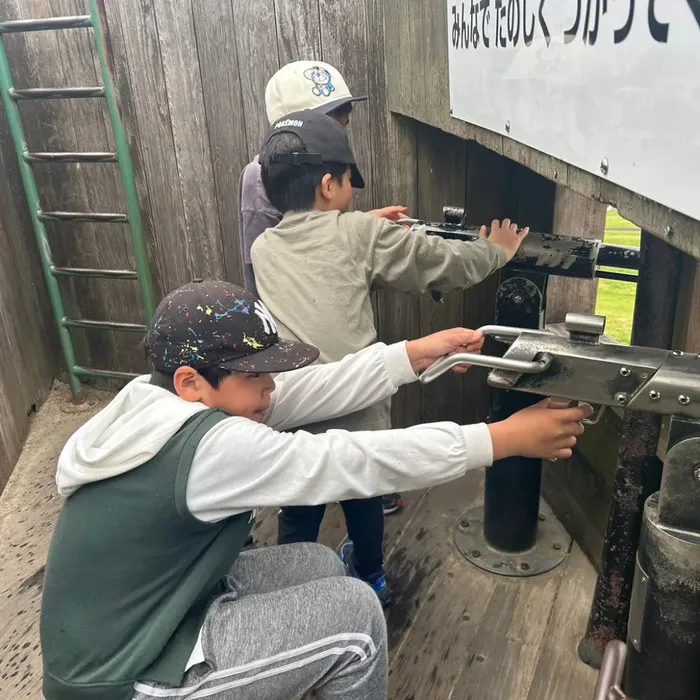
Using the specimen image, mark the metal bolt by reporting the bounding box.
[678,395,691,406]
[664,225,674,239]
[641,372,650,380]
[459,519,470,530]
[615,392,629,406]
[520,562,530,571]
[649,390,661,401]
[619,367,631,377]
[512,294,524,304]
[505,120,511,133]
[600,158,609,175]
[693,466,700,482]
[472,550,481,558]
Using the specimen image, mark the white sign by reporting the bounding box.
[447,1,700,222]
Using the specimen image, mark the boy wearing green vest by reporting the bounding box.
[40,280,590,700]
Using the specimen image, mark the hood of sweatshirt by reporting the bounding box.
[56,376,208,497]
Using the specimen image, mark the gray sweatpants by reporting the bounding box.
[132,543,388,700]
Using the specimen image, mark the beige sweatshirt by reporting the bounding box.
[251,209,507,432]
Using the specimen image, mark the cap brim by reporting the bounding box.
[350,164,365,189]
[219,339,320,374]
[315,95,368,116]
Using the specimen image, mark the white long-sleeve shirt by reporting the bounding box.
[57,342,494,522]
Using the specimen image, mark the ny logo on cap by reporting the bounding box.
[254,300,278,335]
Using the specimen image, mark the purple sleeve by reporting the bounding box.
[238,158,282,292]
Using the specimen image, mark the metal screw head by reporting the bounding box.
[615,392,629,405]
[512,294,524,304]
[505,120,511,133]
[649,390,661,401]
[619,367,631,377]
[600,158,609,175]
[520,562,530,571]
[664,225,674,239]
[693,466,700,482]
[472,550,481,558]
[678,395,691,406]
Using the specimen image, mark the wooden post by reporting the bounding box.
[546,187,607,323]
[673,257,700,352]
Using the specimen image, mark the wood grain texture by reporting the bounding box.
[153,0,226,281]
[319,0,372,213]
[274,0,322,65]
[546,186,606,324]
[191,0,248,285]
[0,125,58,491]
[673,256,700,353]
[230,0,280,159]
[107,0,192,295]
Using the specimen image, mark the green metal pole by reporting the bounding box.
[0,37,82,396]
[89,0,157,321]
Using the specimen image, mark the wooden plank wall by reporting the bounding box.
[0,97,59,492]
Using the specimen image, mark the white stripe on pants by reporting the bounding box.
[133,543,388,700]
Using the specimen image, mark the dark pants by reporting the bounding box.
[278,497,384,578]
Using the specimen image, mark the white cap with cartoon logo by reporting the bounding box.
[265,60,367,125]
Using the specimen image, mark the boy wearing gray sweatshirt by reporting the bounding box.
[252,110,530,605]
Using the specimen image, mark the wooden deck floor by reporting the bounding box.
[0,383,597,699]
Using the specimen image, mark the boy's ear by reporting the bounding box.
[318,172,335,202]
[173,366,205,402]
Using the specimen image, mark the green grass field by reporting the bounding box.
[595,209,641,344]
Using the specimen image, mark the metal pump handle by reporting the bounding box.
[419,325,553,385]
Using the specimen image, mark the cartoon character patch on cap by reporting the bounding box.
[303,66,335,98]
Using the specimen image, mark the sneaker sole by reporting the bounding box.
[382,499,404,516]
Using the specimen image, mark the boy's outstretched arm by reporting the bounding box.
[266,328,485,432]
[186,390,591,521]
[368,217,529,294]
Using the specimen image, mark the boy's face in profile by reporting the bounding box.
[173,368,276,422]
[321,167,353,213]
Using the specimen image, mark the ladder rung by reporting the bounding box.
[0,15,92,34]
[9,87,105,100]
[52,267,139,280]
[25,151,117,164]
[73,365,140,381]
[63,318,147,333]
[38,211,128,223]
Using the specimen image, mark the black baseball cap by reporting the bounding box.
[145,281,319,374]
[263,109,365,189]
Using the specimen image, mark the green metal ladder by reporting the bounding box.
[0,0,156,397]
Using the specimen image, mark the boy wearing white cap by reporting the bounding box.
[239,60,405,297]
[239,60,406,519]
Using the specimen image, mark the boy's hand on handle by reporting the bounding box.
[487,399,593,462]
[480,218,530,262]
[369,205,409,222]
[406,327,484,375]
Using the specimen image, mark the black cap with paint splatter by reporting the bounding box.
[145,280,319,374]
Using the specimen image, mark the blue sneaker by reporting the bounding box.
[339,540,393,608]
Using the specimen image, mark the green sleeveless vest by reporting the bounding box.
[41,409,253,700]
